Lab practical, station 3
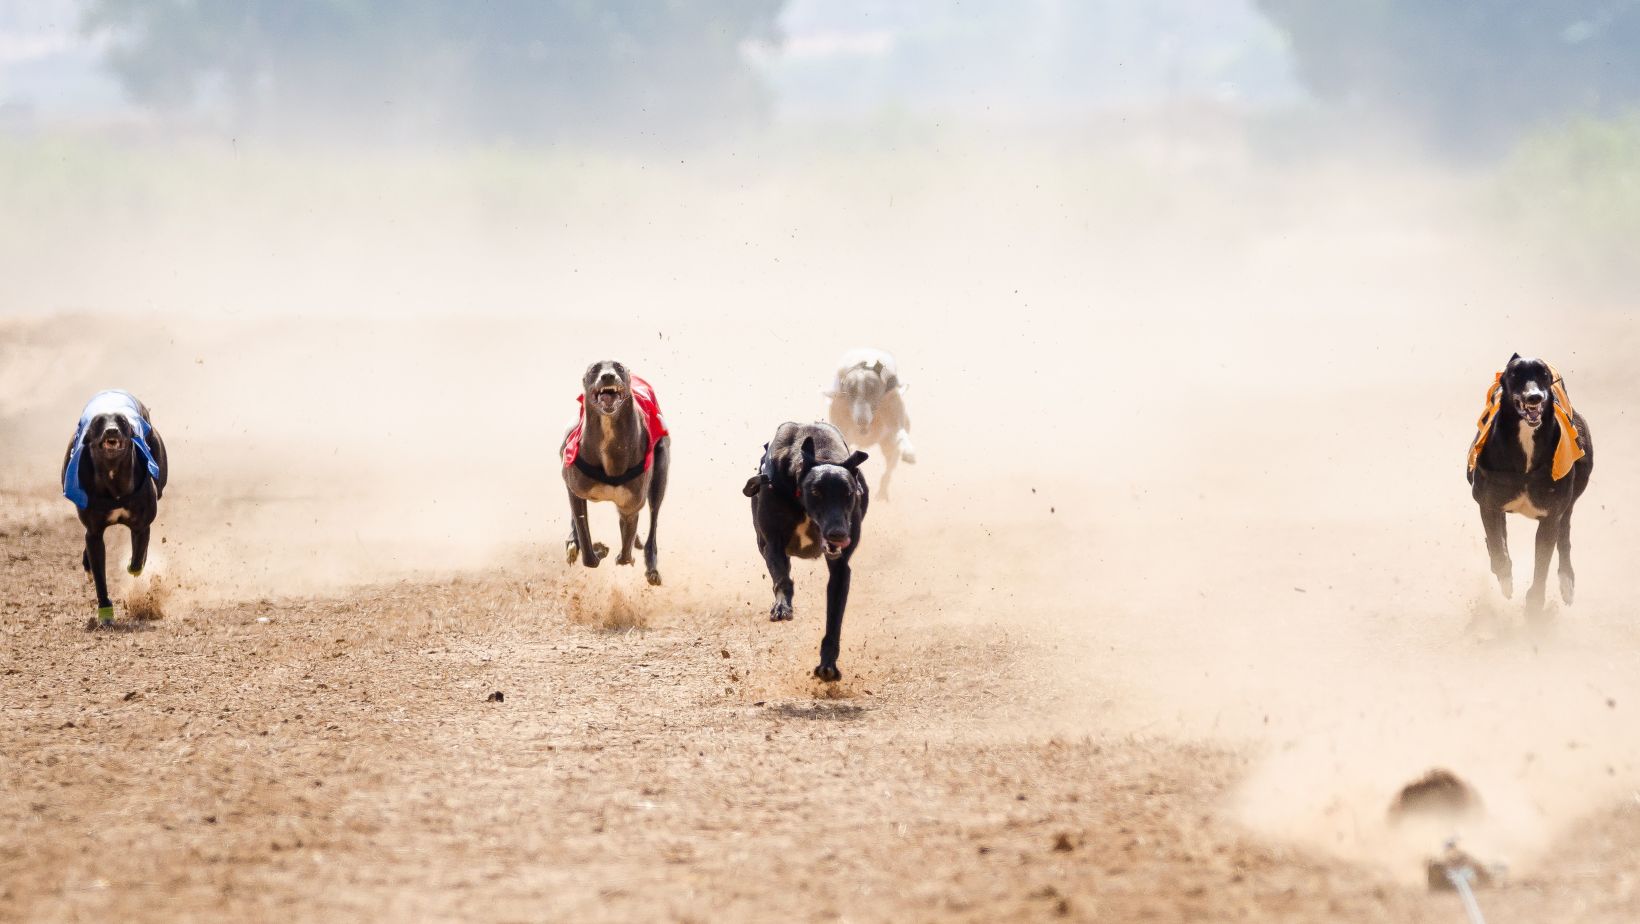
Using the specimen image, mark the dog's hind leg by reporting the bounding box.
[642,437,668,586]
[1557,511,1576,605]
[1524,514,1562,618]
[1479,505,1512,598]
[616,505,640,567]
[815,556,852,681]
[128,524,150,577]
[566,492,606,568]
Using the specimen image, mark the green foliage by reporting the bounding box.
[1495,114,1640,283]
[1257,1,1640,153]
[82,0,785,142]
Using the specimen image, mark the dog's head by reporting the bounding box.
[582,360,632,417]
[839,360,897,432]
[1501,353,1555,430]
[84,412,136,478]
[797,436,869,560]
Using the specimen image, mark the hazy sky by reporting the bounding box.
[0,0,1299,125]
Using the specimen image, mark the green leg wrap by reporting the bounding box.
[97,605,115,624]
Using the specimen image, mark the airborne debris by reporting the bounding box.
[1389,768,1483,824]
[486,691,505,703]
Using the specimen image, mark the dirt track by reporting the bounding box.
[5,308,1640,922]
[6,498,1634,924]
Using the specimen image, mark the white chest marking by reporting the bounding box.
[106,508,129,525]
[1518,423,1538,473]
[1502,492,1547,520]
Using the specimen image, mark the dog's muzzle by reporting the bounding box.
[1514,395,1546,428]
[821,534,851,559]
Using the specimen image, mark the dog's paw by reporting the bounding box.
[1496,574,1513,600]
[564,541,579,565]
[616,552,635,566]
[1524,584,1548,618]
[646,569,662,587]
[770,601,793,622]
[813,663,842,682]
[127,565,143,577]
[94,605,115,626]
[592,543,609,561]
[1559,573,1576,606]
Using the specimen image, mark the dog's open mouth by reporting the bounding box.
[821,536,850,559]
[592,385,625,414]
[1515,398,1545,428]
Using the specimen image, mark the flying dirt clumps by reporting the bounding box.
[124,573,173,621]
[1387,768,1484,825]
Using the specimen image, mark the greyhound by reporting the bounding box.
[61,389,169,625]
[1468,354,1594,616]
[561,360,670,585]
[823,348,915,500]
[742,422,869,681]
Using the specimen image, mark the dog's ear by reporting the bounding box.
[871,359,884,376]
[800,436,818,469]
[742,475,763,498]
[842,450,869,470]
[1508,352,1521,365]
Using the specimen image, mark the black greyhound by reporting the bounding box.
[561,360,670,585]
[1468,354,1594,615]
[61,390,169,625]
[743,422,869,681]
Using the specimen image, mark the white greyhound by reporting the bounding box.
[822,348,916,500]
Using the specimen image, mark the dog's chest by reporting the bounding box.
[105,508,130,526]
[1502,491,1548,520]
[579,481,633,504]
[1518,423,1539,472]
[786,516,822,558]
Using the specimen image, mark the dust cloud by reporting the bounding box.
[4,126,1637,887]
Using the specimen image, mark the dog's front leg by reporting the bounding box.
[1524,513,1562,618]
[84,525,114,624]
[761,542,794,621]
[877,439,900,502]
[128,523,150,577]
[1478,504,1511,598]
[566,491,606,568]
[815,557,851,681]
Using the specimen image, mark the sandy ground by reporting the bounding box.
[4,146,1640,921]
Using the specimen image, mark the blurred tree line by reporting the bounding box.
[1258,1,1640,153]
[83,0,784,143]
[81,1,1640,152]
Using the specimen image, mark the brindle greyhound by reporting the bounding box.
[561,360,670,585]
[743,422,869,681]
[61,390,169,625]
[1469,354,1594,616]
